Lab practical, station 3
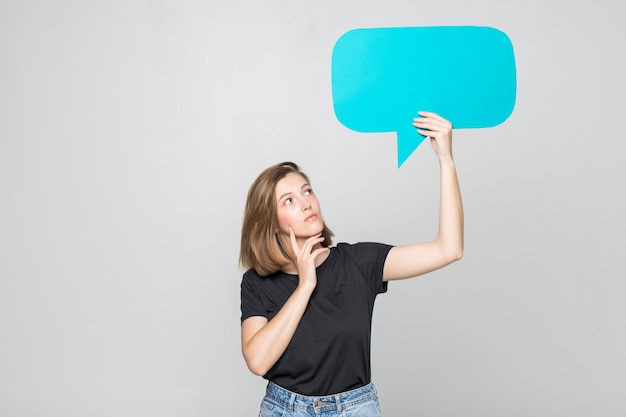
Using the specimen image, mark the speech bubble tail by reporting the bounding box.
[397,130,426,168]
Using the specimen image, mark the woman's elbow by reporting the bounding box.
[247,363,268,377]
[444,245,463,264]
[243,353,270,376]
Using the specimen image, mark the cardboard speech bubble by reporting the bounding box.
[331,26,517,167]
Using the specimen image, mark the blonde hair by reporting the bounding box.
[239,162,334,276]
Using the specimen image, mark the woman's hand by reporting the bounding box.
[413,111,453,161]
[289,227,329,289]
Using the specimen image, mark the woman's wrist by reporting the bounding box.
[438,154,455,165]
[296,280,316,293]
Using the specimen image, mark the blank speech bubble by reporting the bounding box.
[331,26,517,167]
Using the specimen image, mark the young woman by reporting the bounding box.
[239,112,463,416]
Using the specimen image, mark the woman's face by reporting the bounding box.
[274,172,324,241]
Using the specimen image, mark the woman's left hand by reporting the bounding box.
[413,111,453,160]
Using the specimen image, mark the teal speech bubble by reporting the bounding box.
[331,26,516,167]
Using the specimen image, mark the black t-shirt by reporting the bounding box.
[240,242,392,396]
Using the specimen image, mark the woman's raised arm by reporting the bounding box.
[383,111,464,281]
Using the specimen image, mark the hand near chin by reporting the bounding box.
[289,227,330,289]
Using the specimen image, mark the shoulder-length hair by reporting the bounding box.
[239,161,334,276]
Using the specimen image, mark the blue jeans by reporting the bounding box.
[258,382,382,417]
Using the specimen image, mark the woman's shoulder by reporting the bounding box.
[333,241,393,250]
[331,242,393,260]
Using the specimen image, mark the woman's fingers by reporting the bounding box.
[301,234,325,257]
[413,117,451,131]
[289,227,300,254]
[289,227,325,259]
[413,113,451,139]
[412,111,453,158]
[416,111,453,130]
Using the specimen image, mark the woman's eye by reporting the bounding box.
[304,189,312,196]
[284,198,292,205]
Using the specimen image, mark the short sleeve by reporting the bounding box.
[341,242,393,295]
[240,270,268,322]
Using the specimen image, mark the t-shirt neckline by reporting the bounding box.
[280,245,335,277]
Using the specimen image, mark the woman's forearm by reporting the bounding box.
[242,283,314,376]
[436,156,464,261]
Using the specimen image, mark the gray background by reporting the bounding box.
[1,1,625,416]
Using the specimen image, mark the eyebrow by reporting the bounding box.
[277,183,310,202]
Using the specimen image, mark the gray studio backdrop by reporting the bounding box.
[1,1,625,416]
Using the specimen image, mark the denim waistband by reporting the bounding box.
[265,382,378,413]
